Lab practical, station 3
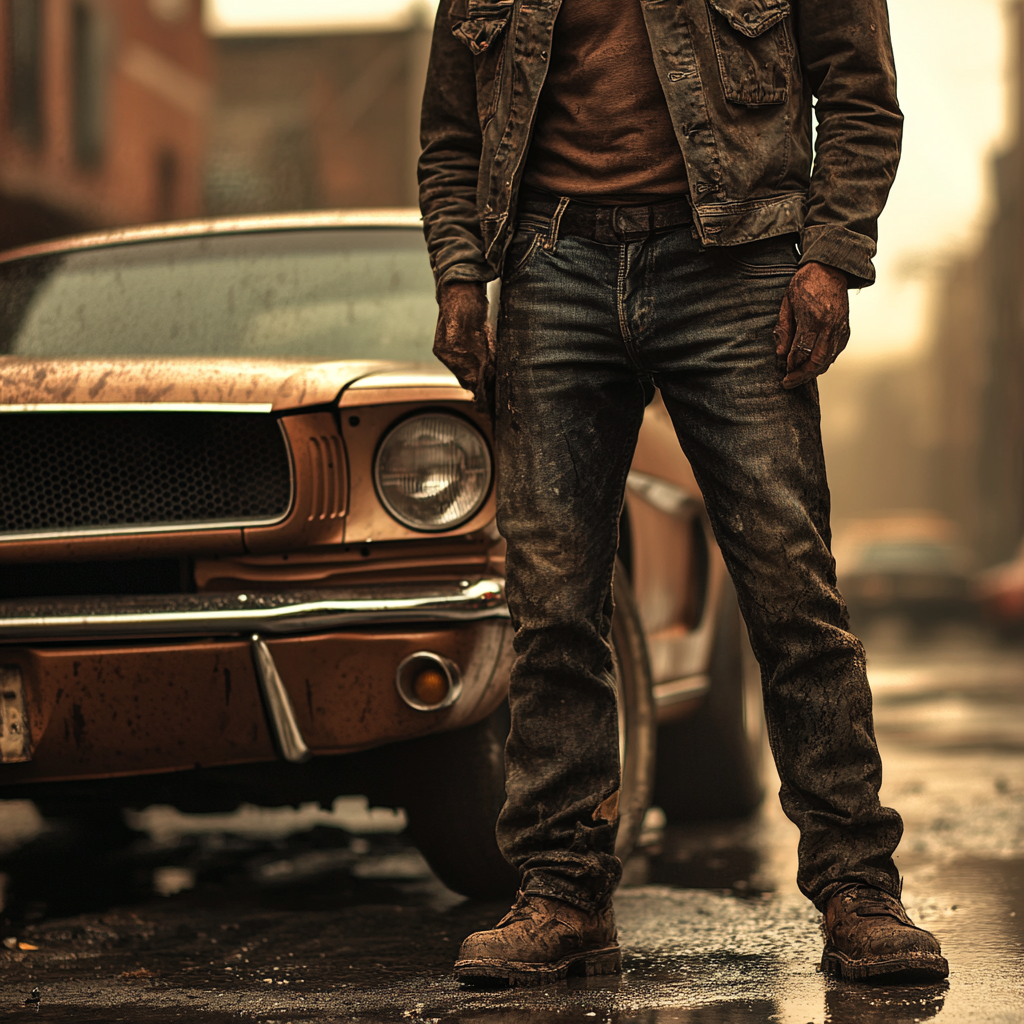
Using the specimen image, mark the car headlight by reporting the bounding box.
[374,412,492,531]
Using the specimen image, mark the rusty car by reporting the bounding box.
[0,212,763,898]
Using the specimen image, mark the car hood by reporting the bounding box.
[0,358,408,411]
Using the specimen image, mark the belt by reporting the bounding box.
[517,187,693,244]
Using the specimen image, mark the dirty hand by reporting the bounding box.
[434,281,495,411]
[773,262,850,389]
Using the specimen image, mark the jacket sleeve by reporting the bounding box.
[418,1,495,292]
[795,0,903,287]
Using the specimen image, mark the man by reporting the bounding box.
[418,0,949,986]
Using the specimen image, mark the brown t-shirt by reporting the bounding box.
[523,0,689,204]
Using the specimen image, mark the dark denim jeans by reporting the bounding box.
[493,204,904,914]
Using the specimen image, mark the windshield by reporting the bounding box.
[0,228,438,360]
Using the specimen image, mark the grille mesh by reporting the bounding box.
[0,412,292,534]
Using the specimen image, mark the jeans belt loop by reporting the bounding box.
[545,197,571,251]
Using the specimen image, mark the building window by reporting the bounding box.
[8,0,44,147]
[155,148,178,220]
[71,1,107,167]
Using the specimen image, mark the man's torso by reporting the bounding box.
[523,0,690,204]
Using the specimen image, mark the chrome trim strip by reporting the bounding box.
[0,578,509,640]
[0,516,283,543]
[0,418,295,543]
[251,635,311,764]
[0,209,422,264]
[626,471,699,520]
[0,402,274,414]
[349,369,462,390]
[653,674,711,709]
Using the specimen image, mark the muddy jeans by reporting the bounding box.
[493,199,904,914]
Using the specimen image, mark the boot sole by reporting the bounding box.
[454,946,621,987]
[821,946,949,983]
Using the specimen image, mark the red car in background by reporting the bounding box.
[976,541,1024,638]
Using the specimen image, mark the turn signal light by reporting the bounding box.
[413,667,449,706]
[395,652,463,711]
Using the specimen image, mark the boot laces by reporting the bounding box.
[840,885,910,923]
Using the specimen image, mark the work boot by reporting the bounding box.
[454,892,620,986]
[821,883,949,982]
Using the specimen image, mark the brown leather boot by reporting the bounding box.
[454,892,621,986]
[821,883,949,982]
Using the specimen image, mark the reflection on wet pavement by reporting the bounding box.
[0,632,1019,1022]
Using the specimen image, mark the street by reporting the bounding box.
[0,625,1020,1023]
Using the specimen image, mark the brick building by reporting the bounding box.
[204,21,430,216]
[0,1,431,251]
[0,0,212,250]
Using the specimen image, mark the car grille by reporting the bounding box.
[0,412,292,535]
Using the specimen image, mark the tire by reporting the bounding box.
[402,561,656,899]
[401,701,520,901]
[653,580,766,821]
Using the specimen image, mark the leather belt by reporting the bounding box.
[517,187,693,244]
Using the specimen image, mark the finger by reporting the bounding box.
[831,318,851,363]
[787,330,818,375]
[774,294,795,357]
[784,329,834,388]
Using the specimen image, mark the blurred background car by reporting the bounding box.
[834,513,975,633]
[975,539,1024,639]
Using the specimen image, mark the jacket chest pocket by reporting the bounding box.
[706,0,791,106]
[451,0,514,128]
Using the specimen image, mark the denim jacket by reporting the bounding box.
[418,0,902,290]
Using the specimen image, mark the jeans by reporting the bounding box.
[493,202,903,914]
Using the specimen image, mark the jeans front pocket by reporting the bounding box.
[706,0,792,106]
[502,229,545,284]
[720,234,800,276]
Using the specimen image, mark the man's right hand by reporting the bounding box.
[434,281,494,412]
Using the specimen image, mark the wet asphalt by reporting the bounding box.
[0,624,1020,1023]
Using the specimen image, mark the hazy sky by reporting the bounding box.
[208,0,1011,362]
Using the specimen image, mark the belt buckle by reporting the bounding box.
[612,205,652,242]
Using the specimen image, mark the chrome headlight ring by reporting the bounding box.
[373,411,493,531]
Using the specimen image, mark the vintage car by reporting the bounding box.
[834,513,974,633]
[0,212,763,898]
[975,539,1024,639]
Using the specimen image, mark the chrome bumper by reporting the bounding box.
[0,578,508,641]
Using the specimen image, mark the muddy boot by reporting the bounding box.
[821,883,949,982]
[454,892,621,986]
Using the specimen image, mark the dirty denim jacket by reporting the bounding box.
[419,0,902,290]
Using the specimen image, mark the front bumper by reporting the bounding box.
[0,579,513,785]
[0,578,508,641]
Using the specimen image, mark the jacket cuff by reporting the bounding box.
[799,225,877,290]
[436,262,497,296]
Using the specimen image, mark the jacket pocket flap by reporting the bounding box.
[452,0,514,55]
[706,0,789,37]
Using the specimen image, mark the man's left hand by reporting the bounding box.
[773,262,851,389]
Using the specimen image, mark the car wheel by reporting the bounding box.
[653,580,766,821]
[401,701,519,901]
[401,561,656,899]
